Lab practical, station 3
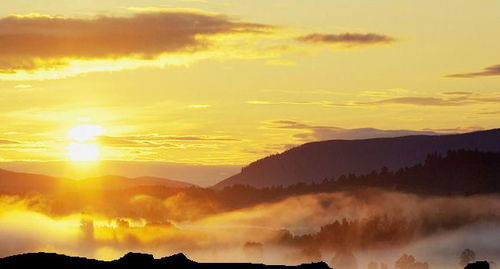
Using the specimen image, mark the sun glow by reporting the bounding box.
[68,124,105,142]
[67,143,100,161]
[67,124,104,162]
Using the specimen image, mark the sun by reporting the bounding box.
[66,124,105,162]
[67,143,100,161]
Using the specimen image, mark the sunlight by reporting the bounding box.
[67,124,105,162]
[67,143,100,161]
[68,124,105,142]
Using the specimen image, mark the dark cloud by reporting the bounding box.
[0,11,271,72]
[297,32,395,46]
[266,120,438,142]
[446,64,500,78]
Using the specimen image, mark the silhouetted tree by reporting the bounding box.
[465,261,489,269]
[330,250,358,269]
[395,254,416,269]
[297,247,322,263]
[243,241,263,261]
[394,254,428,269]
[460,249,477,267]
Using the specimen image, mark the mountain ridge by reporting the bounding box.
[0,169,195,194]
[0,252,332,269]
[214,128,500,188]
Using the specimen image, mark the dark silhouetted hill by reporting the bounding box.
[199,150,500,216]
[465,261,490,269]
[215,129,500,188]
[0,252,332,269]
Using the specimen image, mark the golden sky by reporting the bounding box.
[0,0,499,181]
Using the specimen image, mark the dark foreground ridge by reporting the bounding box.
[0,252,332,269]
[465,261,490,269]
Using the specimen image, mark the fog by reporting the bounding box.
[0,189,498,269]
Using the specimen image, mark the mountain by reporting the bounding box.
[80,175,194,189]
[0,252,331,269]
[0,169,194,194]
[0,169,60,193]
[214,128,500,188]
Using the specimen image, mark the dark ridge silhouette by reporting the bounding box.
[465,261,490,269]
[211,150,500,215]
[215,128,500,188]
[0,252,332,269]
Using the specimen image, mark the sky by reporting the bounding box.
[0,0,499,185]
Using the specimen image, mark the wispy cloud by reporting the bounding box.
[247,91,500,108]
[187,104,212,109]
[265,120,438,142]
[421,126,484,133]
[297,32,395,46]
[442,91,473,96]
[359,92,500,106]
[0,139,20,144]
[478,110,500,115]
[246,100,348,107]
[360,96,470,106]
[446,64,500,78]
[99,134,239,148]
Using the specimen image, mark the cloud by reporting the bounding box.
[246,100,347,107]
[446,64,500,78]
[478,110,500,115]
[99,134,239,148]
[248,91,500,108]
[361,97,471,106]
[421,126,484,133]
[360,94,500,106]
[0,10,271,75]
[441,91,473,96]
[297,32,395,46]
[187,104,211,109]
[265,120,438,142]
[0,139,19,145]
[0,11,400,80]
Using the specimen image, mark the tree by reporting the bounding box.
[460,249,476,267]
[330,250,358,269]
[395,254,416,269]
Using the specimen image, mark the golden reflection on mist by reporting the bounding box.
[0,189,499,266]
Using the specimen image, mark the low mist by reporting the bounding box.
[0,188,498,268]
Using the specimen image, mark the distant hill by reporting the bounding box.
[0,169,194,194]
[0,252,331,269]
[80,175,194,190]
[0,169,60,193]
[214,129,500,188]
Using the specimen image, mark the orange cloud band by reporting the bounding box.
[0,11,270,73]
